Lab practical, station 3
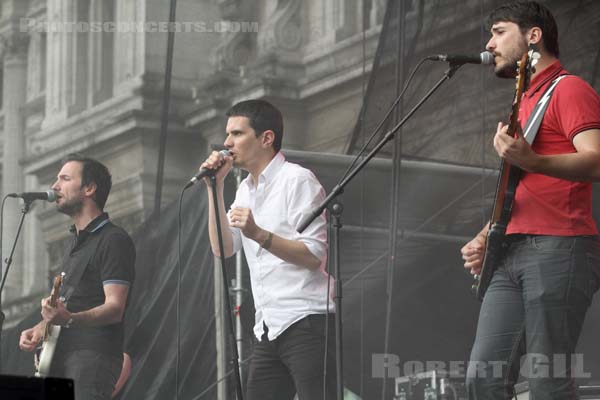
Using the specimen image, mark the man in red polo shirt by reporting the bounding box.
[460,2,600,399]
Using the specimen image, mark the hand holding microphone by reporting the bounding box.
[185,150,233,189]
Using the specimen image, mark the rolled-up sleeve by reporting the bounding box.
[287,173,328,261]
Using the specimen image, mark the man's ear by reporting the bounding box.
[83,182,97,199]
[262,130,275,148]
[527,26,542,47]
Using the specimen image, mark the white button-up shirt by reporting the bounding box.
[229,152,334,340]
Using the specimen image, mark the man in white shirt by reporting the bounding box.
[200,99,336,399]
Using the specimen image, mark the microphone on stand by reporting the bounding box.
[7,190,57,202]
[427,51,494,65]
[184,150,232,189]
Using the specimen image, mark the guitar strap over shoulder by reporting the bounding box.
[522,74,570,144]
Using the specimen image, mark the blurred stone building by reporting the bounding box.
[0,0,385,327]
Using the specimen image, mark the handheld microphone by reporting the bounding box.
[184,150,232,189]
[427,51,494,65]
[8,190,57,202]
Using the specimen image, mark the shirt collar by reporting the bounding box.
[525,60,564,98]
[250,152,285,188]
[69,212,110,235]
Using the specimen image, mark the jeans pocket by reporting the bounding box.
[531,236,576,252]
[586,253,600,297]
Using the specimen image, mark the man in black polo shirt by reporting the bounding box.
[19,154,135,400]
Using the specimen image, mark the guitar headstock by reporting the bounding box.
[515,49,540,97]
[508,48,539,134]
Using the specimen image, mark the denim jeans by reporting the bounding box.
[467,235,600,400]
[51,349,122,400]
[245,314,337,400]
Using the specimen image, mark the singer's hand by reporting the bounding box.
[200,151,233,185]
[229,207,263,240]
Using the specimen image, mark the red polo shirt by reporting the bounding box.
[506,61,600,236]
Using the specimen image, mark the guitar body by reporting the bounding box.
[474,165,520,300]
[35,325,62,377]
[472,51,536,300]
[34,273,64,377]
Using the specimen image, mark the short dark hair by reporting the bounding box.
[226,99,284,152]
[487,1,559,58]
[62,153,112,210]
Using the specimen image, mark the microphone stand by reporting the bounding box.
[297,63,464,400]
[209,175,244,400]
[0,198,34,372]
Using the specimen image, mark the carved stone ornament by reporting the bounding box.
[211,30,251,72]
[257,0,302,55]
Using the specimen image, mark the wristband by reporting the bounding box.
[261,231,273,250]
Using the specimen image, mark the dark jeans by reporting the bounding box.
[246,314,337,400]
[467,235,600,400]
[51,349,122,400]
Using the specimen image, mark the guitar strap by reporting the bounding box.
[59,218,111,302]
[522,74,570,144]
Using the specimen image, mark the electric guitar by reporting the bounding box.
[35,273,65,377]
[472,50,538,300]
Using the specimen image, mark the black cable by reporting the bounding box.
[0,195,12,295]
[0,194,10,372]
[176,187,186,400]
[323,210,333,400]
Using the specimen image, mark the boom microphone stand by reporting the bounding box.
[0,197,34,372]
[209,175,244,400]
[297,63,465,400]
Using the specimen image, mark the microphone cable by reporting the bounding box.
[176,186,186,400]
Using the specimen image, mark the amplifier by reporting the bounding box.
[394,369,466,400]
[0,374,74,400]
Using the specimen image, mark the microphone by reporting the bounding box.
[427,51,494,65]
[184,150,232,189]
[8,190,57,202]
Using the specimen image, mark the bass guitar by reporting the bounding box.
[472,50,537,300]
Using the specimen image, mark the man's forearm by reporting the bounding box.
[530,151,600,182]
[254,229,322,270]
[70,302,124,328]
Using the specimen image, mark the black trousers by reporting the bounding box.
[51,349,122,400]
[246,313,337,400]
[467,235,600,400]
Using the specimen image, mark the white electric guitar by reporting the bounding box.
[34,273,65,377]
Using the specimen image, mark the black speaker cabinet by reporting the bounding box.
[0,375,74,400]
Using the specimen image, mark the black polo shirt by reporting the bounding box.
[56,213,136,357]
